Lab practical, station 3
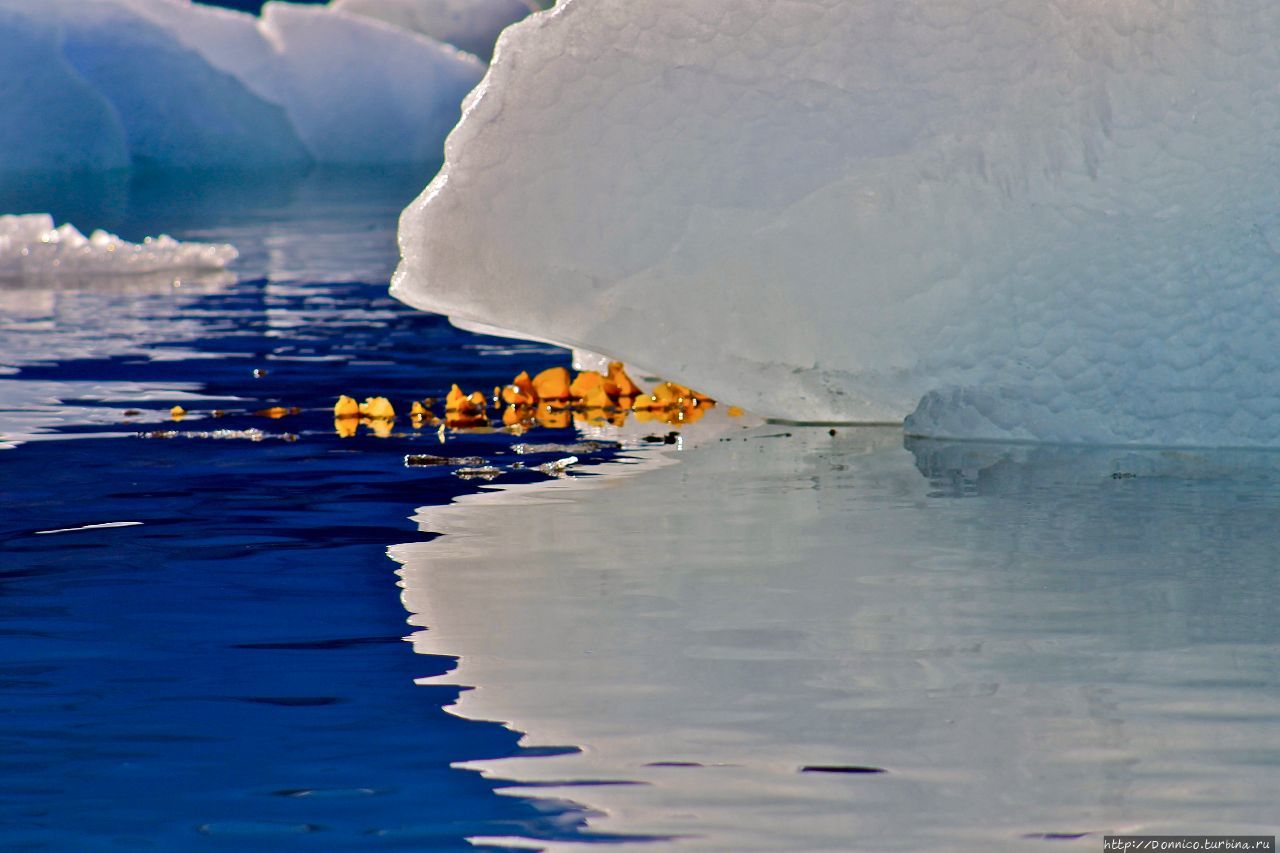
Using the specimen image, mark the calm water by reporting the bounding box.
[397,429,1280,849]
[3,169,1279,850]
[0,169,634,850]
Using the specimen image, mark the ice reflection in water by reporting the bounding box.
[395,427,1280,850]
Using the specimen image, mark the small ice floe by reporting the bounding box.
[533,455,578,477]
[137,428,297,442]
[453,466,502,481]
[0,214,237,282]
[511,441,609,455]
[404,454,487,467]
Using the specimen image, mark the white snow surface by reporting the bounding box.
[333,0,540,60]
[0,214,237,280]
[0,0,484,172]
[394,0,1280,447]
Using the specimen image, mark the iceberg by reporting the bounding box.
[0,214,237,281]
[0,0,484,173]
[394,1,1280,446]
[333,0,543,61]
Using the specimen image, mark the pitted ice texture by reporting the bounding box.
[394,0,1280,446]
[0,0,484,172]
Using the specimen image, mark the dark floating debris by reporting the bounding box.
[454,466,502,481]
[274,787,380,799]
[644,761,704,768]
[1023,832,1093,841]
[511,441,609,455]
[404,454,487,467]
[799,765,887,775]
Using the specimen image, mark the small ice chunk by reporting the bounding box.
[0,214,237,281]
[453,466,502,480]
[533,455,577,477]
[404,454,487,467]
[512,442,607,455]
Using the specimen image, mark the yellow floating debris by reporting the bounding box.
[360,396,395,419]
[532,366,571,401]
[170,405,186,420]
[535,405,571,430]
[334,395,360,418]
[569,370,605,399]
[608,362,642,398]
[580,384,614,410]
[366,418,394,439]
[334,417,358,438]
[502,371,538,406]
[727,405,744,417]
[255,406,299,419]
[445,384,488,427]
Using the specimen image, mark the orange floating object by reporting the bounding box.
[606,362,642,398]
[170,405,186,420]
[569,370,605,399]
[727,405,744,417]
[360,397,395,419]
[580,385,613,410]
[532,367,571,401]
[501,370,538,406]
[334,395,361,417]
[255,406,298,419]
[535,404,571,430]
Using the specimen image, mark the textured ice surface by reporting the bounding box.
[0,0,483,172]
[394,0,1280,446]
[0,214,237,281]
[333,0,540,60]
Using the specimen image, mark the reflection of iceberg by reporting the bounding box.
[0,214,236,284]
[392,427,1280,848]
[0,0,484,173]
[395,1,1280,446]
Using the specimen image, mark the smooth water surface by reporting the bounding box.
[0,169,637,850]
[397,428,1280,849]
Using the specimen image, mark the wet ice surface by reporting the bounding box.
[395,427,1280,849]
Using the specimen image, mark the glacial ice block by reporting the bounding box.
[333,0,541,60]
[394,0,1280,446]
[0,8,128,173]
[0,0,484,172]
[0,214,237,281]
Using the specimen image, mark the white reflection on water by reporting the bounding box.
[392,427,1280,850]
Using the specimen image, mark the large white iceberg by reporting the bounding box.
[0,0,484,173]
[333,0,542,60]
[394,0,1280,446]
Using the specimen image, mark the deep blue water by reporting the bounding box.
[0,170,631,850]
